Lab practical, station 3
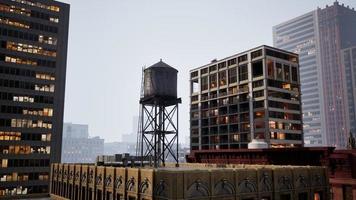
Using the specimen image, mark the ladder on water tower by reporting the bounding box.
[136,67,145,157]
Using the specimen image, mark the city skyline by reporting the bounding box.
[60,0,356,142]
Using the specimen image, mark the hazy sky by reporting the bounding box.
[59,0,356,143]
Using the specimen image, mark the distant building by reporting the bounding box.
[104,142,136,156]
[63,122,89,139]
[120,133,136,144]
[190,45,302,150]
[61,123,104,163]
[273,2,356,148]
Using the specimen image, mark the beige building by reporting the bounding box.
[50,163,329,200]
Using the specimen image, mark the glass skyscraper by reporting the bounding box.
[273,2,356,148]
[0,0,69,198]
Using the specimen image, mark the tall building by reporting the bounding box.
[62,123,104,163]
[189,45,302,150]
[342,46,356,137]
[0,0,69,198]
[273,2,356,148]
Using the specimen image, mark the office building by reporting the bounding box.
[189,45,302,150]
[62,123,104,163]
[341,46,356,139]
[0,0,69,198]
[273,2,356,148]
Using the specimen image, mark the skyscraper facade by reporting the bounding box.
[0,0,69,198]
[342,46,356,137]
[273,2,356,148]
[190,45,302,150]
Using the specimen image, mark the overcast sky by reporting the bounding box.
[59,0,356,143]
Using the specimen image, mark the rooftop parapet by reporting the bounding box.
[50,163,329,200]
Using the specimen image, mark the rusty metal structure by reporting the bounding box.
[137,60,181,167]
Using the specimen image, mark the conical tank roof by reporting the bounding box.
[146,60,178,72]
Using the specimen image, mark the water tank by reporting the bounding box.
[248,139,268,149]
[143,60,178,99]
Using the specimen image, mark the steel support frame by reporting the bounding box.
[140,102,179,167]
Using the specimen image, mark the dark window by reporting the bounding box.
[292,67,298,82]
[265,49,298,63]
[228,68,237,84]
[201,76,208,91]
[280,194,291,200]
[251,49,262,59]
[209,65,217,72]
[252,61,263,77]
[239,65,248,81]
[298,192,308,200]
[201,68,208,74]
[284,64,290,81]
[238,54,247,63]
[276,63,283,80]
[190,71,198,78]
[253,90,264,98]
[218,62,226,69]
[267,59,274,78]
[227,58,237,66]
[253,80,264,88]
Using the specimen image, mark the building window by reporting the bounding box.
[283,64,290,81]
[254,100,264,108]
[267,59,274,78]
[190,71,198,78]
[191,79,199,93]
[218,71,227,86]
[201,68,208,75]
[276,63,283,80]
[218,62,226,69]
[228,68,237,84]
[201,76,208,91]
[239,65,248,81]
[5,41,57,57]
[252,61,263,78]
[209,65,217,72]
[292,67,298,82]
[1,159,8,168]
[253,80,264,88]
[238,54,247,63]
[253,90,264,98]
[251,49,262,59]
[228,86,238,95]
[0,132,21,141]
[227,58,236,66]
[0,17,29,29]
[209,74,217,89]
[11,0,60,12]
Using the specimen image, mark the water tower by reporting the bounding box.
[137,60,181,167]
